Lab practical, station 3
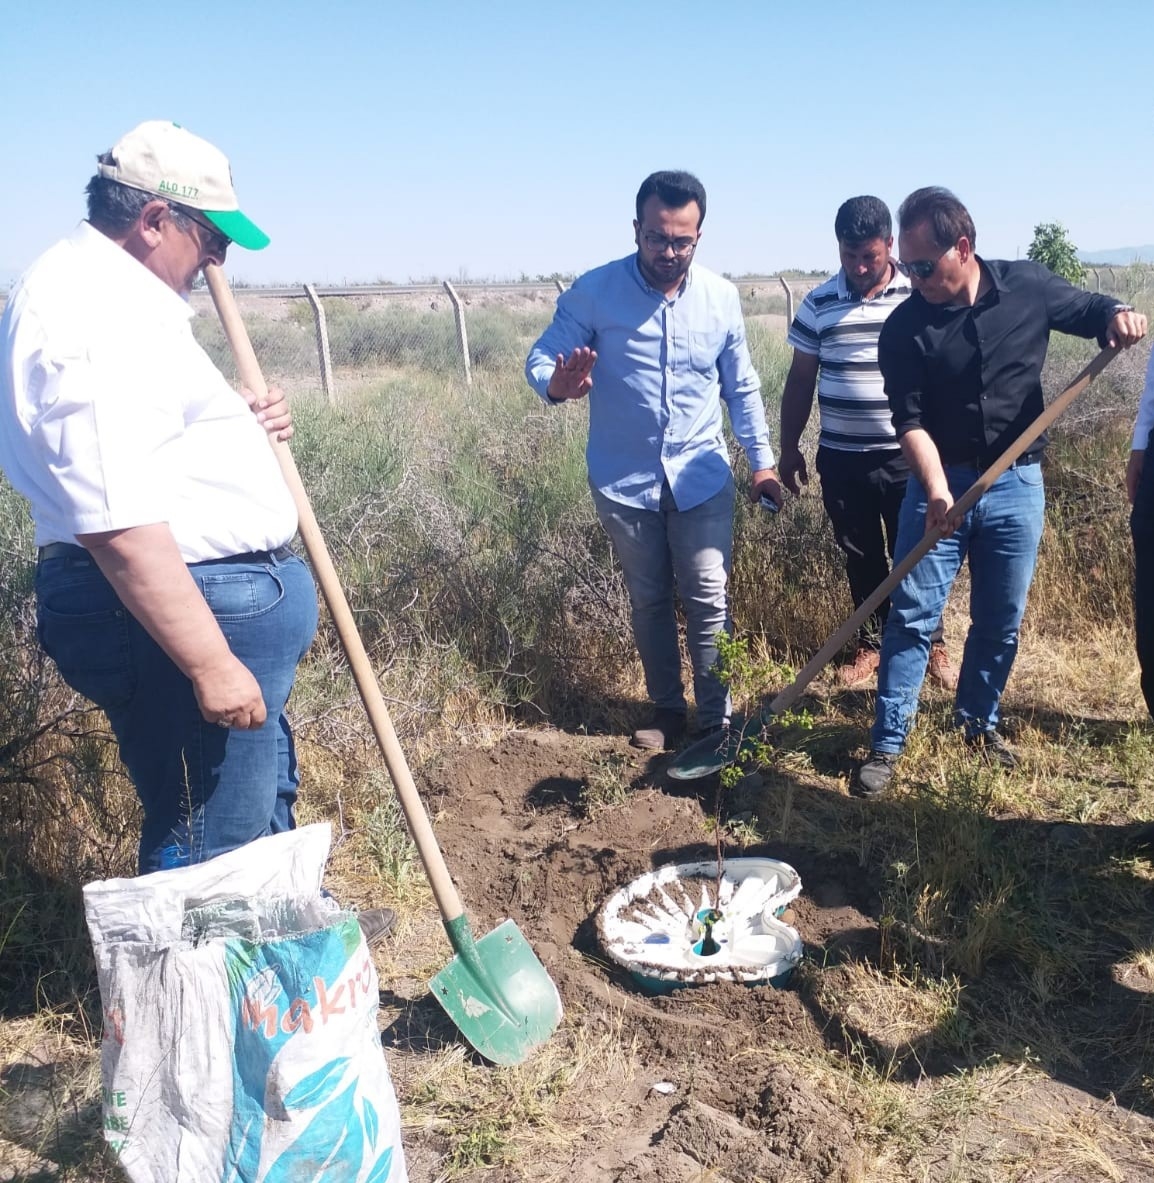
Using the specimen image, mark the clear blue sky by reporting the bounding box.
[3,0,1151,286]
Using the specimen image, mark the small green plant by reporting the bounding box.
[879,858,917,971]
[580,752,630,815]
[722,814,763,848]
[702,632,801,892]
[446,1115,511,1173]
[362,776,425,906]
[711,630,807,797]
[713,628,792,709]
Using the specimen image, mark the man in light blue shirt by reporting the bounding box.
[526,171,780,750]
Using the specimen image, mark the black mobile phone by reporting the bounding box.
[759,493,780,514]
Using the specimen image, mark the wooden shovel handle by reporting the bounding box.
[203,265,466,924]
[769,347,1118,717]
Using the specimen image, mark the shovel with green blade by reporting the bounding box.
[205,266,562,1066]
[670,346,1120,782]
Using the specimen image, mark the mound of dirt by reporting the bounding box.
[417,730,874,1180]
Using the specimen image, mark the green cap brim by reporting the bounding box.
[204,209,270,251]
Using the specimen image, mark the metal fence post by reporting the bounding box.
[778,276,794,325]
[303,284,335,405]
[442,280,472,386]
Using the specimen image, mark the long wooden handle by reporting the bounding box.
[203,265,466,924]
[769,347,1117,716]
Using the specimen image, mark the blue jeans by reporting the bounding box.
[591,476,735,729]
[36,547,318,872]
[871,462,1045,754]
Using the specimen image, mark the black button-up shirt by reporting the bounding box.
[878,258,1124,467]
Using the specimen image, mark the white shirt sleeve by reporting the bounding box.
[22,314,182,534]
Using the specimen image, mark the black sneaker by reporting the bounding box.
[631,708,687,751]
[357,906,397,948]
[965,730,1018,770]
[852,751,899,798]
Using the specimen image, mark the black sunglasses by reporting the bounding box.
[168,203,231,255]
[898,246,956,281]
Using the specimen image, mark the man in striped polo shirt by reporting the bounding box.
[778,196,956,689]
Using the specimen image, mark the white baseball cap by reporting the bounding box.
[97,120,269,250]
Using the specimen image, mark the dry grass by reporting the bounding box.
[396,1012,639,1179]
[816,963,963,1070]
[0,1013,113,1182]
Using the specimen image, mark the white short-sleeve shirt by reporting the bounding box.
[0,223,297,562]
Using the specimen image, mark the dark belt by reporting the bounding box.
[37,542,295,564]
[194,544,295,566]
[943,450,1042,471]
[36,542,90,562]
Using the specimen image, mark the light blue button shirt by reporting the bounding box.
[526,255,774,511]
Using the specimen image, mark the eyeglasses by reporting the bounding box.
[898,245,956,281]
[168,203,230,257]
[641,231,698,257]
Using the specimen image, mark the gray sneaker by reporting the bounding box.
[852,751,899,798]
[357,906,397,947]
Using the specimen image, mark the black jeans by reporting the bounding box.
[1132,429,1154,716]
[816,446,943,650]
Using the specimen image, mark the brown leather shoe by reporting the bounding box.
[836,646,880,687]
[927,642,959,690]
[631,708,687,750]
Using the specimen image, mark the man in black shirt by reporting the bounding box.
[778,195,957,691]
[854,186,1146,797]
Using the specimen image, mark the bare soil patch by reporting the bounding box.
[381,728,1154,1181]
[6,721,1154,1180]
[404,730,870,1181]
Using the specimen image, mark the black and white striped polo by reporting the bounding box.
[787,267,911,452]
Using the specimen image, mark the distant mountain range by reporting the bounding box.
[1079,245,1154,266]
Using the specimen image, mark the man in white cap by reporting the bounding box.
[0,121,393,942]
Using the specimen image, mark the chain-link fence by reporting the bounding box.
[188,282,563,398]
[1082,263,1154,302]
[178,276,830,401]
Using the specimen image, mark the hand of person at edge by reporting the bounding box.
[926,488,958,537]
[1127,450,1145,506]
[750,468,783,510]
[777,447,808,497]
[192,655,268,730]
[1107,309,1148,349]
[547,347,597,400]
[242,384,293,441]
